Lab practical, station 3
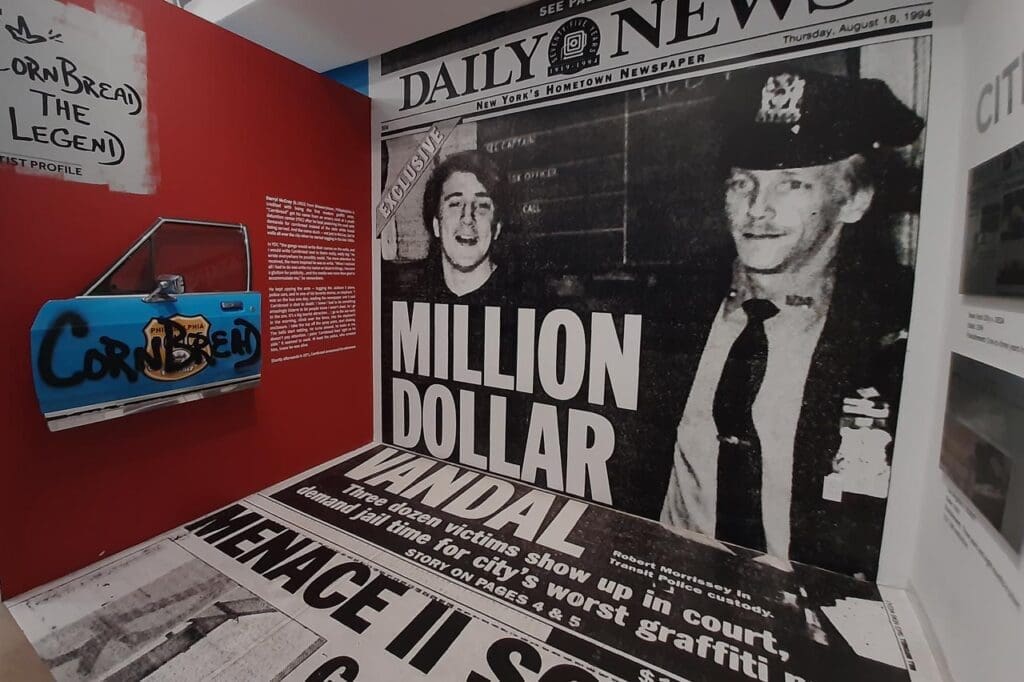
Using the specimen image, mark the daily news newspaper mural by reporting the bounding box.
[9,445,939,681]
[373,0,933,580]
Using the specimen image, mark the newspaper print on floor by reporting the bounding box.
[373,0,934,580]
[8,445,942,682]
[9,541,324,681]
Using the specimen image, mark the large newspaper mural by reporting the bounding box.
[375,0,933,580]
[9,445,940,682]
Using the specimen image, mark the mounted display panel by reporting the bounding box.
[961,139,1024,297]
[30,218,261,431]
[940,353,1024,558]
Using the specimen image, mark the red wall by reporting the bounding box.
[0,0,372,597]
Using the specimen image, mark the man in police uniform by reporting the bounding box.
[656,70,924,578]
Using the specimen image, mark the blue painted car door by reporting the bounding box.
[29,219,261,430]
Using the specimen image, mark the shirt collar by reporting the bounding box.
[725,260,835,322]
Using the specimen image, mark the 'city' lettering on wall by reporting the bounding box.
[37,311,260,388]
[976,49,1024,133]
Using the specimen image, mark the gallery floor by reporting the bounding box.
[5,444,947,681]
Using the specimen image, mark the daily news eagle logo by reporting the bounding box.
[548,17,601,76]
[143,314,210,382]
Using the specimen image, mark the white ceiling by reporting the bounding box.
[185,0,531,73]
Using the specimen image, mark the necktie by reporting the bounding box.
[713,298,779,552]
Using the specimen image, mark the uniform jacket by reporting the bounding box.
[629,226,912,579]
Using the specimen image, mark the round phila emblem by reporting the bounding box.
[548,17,601,77]
[142,314,211,381]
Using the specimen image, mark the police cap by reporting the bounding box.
[723,70,925,170]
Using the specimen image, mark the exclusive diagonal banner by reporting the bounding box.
[376,117,462,237]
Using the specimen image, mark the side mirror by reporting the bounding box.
[145,274,185,302]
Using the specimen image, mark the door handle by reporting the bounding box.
[220,300,244,311]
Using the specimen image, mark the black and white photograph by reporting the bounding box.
[379,33,931,580]
[8,541,327,681]
[940,353,1024,557]
[961,140,1024,297]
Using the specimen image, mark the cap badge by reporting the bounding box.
[756,74,805,126]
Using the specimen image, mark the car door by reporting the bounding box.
[30,218,261,431]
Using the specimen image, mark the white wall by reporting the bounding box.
[911,1,1024,680]
[877,1,966,586]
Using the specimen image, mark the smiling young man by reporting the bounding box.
[421,150,506,301]
[655,70,925,578]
